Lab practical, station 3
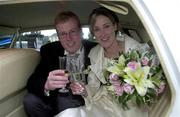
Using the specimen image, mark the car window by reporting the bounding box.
[14,26,95,50]
[1,27,141,50]
[0,35,14,49]
[15,29,56,50]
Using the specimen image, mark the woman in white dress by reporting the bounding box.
[56,7,148,117]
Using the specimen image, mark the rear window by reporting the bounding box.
[14,26,94,50]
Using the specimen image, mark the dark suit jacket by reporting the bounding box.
[26,40,96,114]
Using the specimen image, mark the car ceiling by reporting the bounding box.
[0,0,141,32]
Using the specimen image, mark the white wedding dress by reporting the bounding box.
[55,35,148,117]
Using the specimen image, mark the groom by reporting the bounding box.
[23,11,96,117]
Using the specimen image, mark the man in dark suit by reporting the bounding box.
[23,11,96,117]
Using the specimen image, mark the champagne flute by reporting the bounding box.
[58,56,69,93]
[67,56,86,94]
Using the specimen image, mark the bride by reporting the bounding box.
[55,7,148,117]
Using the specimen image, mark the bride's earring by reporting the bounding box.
[118,31,122,36]
[116,31,124,41]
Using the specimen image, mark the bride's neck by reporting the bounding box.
[104,40,124,58]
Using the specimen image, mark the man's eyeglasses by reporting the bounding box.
[58,29,80,39]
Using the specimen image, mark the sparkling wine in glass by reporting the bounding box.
[58,56,69,93]
[67,56,86,93]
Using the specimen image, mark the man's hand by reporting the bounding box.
[44,70,69,91]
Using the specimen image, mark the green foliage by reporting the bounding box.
[104,43,166,109]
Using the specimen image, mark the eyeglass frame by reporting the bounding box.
[57,28,81,39]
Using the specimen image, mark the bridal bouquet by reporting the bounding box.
[104,44,166,109]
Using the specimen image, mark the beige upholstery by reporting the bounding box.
[0,48,40,117]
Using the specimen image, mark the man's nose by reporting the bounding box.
[66,33,72,40]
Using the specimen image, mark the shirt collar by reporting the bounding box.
[64,45,83,56]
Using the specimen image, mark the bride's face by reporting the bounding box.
[93,15,117,49]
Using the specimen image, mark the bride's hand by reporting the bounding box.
[70,82,87,96]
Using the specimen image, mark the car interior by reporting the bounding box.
[0,0,172,117]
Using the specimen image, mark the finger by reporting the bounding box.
[49,81,68,89]
[70,84,80,92]
[49,69,65,76]
[49,80,69,86]
[49,75,69,81]
[70,82,83,89]
[53,84,67,89]
[71,84,85,95]
[72,88,85,95]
